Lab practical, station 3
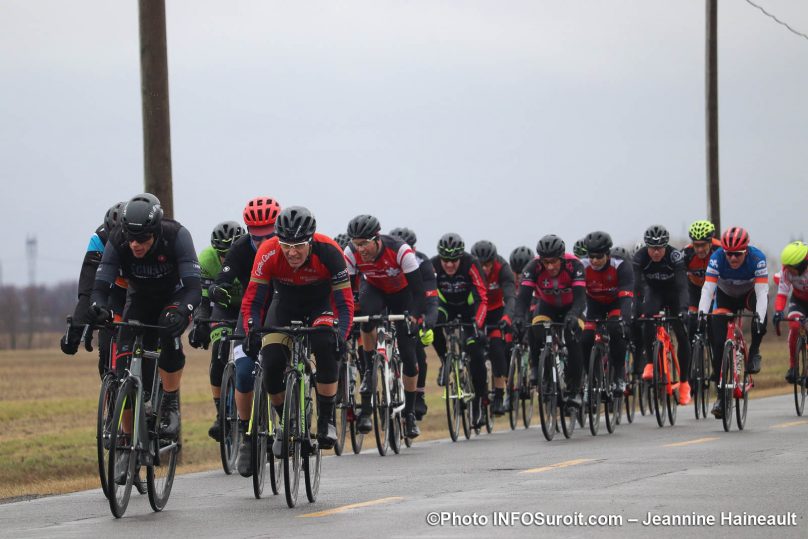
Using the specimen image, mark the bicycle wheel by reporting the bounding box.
[537,348,557,441]
[444,356,460,442]
[219,363,239,474]
[624,358,636,425]
[483,359,493,434]
[107,378,137,518]
[666,348,679,427]
[691,338,705,419]
[268,404,282,495]
[520,360,534,429]
[735,350,749,431]
[97,374,117,499]
[372,358,390,456]
[283,371,302,508]
[303,376,321,503]
[587,347,603,436]
[638,379,648,416]
[460,360,473,440]
[147,386,179,512]
[604,355,618,434]
[720,342,735,432]
[333,360,348,456]
[348,361,365,454]
[702,341,714,418]
[795,336,807,416]
[389,359,403,455]
[507,348,519,430]
[251,384,268,499]
[651,340,666,427]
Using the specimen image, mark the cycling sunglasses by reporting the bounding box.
[725,250,747,258]
[279,239,310,250]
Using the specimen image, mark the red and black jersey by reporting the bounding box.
[517,253,585,315]
[431,253,488,328]
[480,255,516,318]
[581,256,634,308]
[241,233,354,337]
[344,235,420,294]
[682,238,722,287]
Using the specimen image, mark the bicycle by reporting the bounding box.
[707,312,756,431]
[536,321,578,440]
[506,328,534,430]
[690,313,714,420]
[342,327,365,454]
[776,315,808,416]
[622,337,638,425]
[435,317,477,441]
[354,314,410,456]
[638,313,682,428]
[106,320,179,518]
[584,318,624,436]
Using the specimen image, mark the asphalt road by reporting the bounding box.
[1,393,806,538]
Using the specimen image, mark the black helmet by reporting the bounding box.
[211,221,244,252]
[334,233,350,250]
[610,246,630,260]
[536,234,565,258]
[471,240,497,263]
[644,224,670,247]
[509,246,534,274]
[347,214,381,239]
[275,206,317,243]
[104,201,125,232]
[573,238,588,258]
[389,227,417,248]
[437,233,465,260]
[584,231,613,255]
[121,193,163,239]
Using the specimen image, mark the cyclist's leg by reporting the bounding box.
[486,307,507,412]
[581,299,606,375]
[310,308,341,446]
[432,306,450,378]
[357,284,385,417]
[606,307,626,383]
[640,289,662,379]
[745,289,767,362]
[686,283,702,338]
[667,294,691,381]
[464,326,487,425]
[97,325,114,379]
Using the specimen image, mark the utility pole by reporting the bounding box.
[706,0,721,232]
[138,0,174,219]
[25,236,37,349]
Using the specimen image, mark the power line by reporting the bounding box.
[744,0,808,42]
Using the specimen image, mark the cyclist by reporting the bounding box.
[188,221,245,442]
[698,227,769,418]
[633,225,691,405]
[89,193,202,440]
[509,246,535,276]
[580,231,634,392]
[682,220,721,335]
[514,235,586,407]
[390,227,439,420]
[470,240,516,416]
[573,238,588,259]
[431,233,489,427]
[241,206,354,455]
[61,202,128,377]
[207,196,281,476]
[773,241,808,383]
[344,215,427,439]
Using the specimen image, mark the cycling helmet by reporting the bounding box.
[437,233,465,260]
[631,240,645,257]
[509,246,534,274]
[536,234,565,258]
[611,246,630,260]
[584,231,613,255]
[121,193,163,238]
[644,225,670,247]
[572,238,588,258]
[104,201,125,232]
[389,227,417,248]
[781,241,808,267]
[688,220,716,242]
[347,214,381,240]
[721,227,750,252]
[211,221,244,252]
[243,197,281,228]
[471,240,497,263]
[275,206,317,243]
[334,233,351,250]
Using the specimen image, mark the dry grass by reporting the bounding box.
[0,334,796,501]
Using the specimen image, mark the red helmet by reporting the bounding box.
[243,197,281,228]
[721,226,750,251]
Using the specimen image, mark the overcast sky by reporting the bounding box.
[1,1,806,286]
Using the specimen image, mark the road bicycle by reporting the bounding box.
[584,318,624,436]
[776,315,808,416]
[506,329,534,430]
[536,320,578,440]
[707,312,756,431]
[638,313,682,427]
[435,317,477,441]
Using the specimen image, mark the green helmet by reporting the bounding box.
[688,220,716,241]
[781,241,808,267]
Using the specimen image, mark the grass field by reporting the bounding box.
[0,333,796,501]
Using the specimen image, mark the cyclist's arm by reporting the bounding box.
[72,233,105,324]
[752,253,769,320]
[323,244,354,338]
[698,254,720,314]
[468,258,489,329]
[175,227,203,311]
[404,267,426,319]
[214,240,245,288]
[775,271,792,312]
[569,258,587,319]
[616,258,635,321]
[672,249,689,309]
[499,263,516,321]
[90,240,122,309]
[419,257,439,328]
[513,259,538,322]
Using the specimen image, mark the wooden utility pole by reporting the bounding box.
[706,0,721,232]
[138,0,174,219]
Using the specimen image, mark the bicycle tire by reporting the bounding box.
[333,360,348,456]
[97,374,117,499]
[736,350,749,431]
[372,357,390,456]
[303,375,321,503]
[587,346,603,436]
[444,356,460,442]
[349,361,365,454]
[107,378,137,518]
[795,336,807,416]
[507,347,519,430]
[251,381,268,499]
[691,338,704,419]
[666,349,679,427]
[651,340,666,427]
[460,358,473,440]
[624,352,636,424]
[520,360,534,429]
[604,354,618,434]
[483,359,493,435]
[721,342,735,432]
[219,363,239,474]
[389,358,403,454]
[702,340,713,419]
[147,385,178,512]
[283,371,301,507]
[537,347,557,441]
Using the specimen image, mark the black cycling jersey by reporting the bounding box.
[632,245,688,309]
[415,250,439,328]
[214,233,259,292]
[431,253,488,328]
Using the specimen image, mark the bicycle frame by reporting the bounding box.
[717,314,754,398]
